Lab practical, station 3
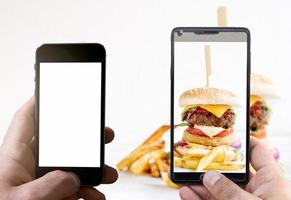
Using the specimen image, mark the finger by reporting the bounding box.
[4,97,35,146]
[189,185,215,200]
[179,186,202,200]
[105,127,114,144]
[250,137,276,171]
[77,187,105,200]
[102,165,118,184]
[14,170,80,200]
[0,141,35,178]
[202,171,257,200]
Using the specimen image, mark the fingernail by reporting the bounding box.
[68,172,80,187]
[203,171,221,188]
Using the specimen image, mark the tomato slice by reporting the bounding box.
[186,126,206,136]
[250,128,266,139]
[214,129,233,137]
[186,126,232,138]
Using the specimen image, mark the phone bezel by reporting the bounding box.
[35,43,106,186]
[170,27,251,184]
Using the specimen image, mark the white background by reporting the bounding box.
[1,0,291,199]
[39,63,101,167]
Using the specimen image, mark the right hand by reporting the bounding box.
[179,137,291,200]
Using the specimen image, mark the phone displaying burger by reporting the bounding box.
[170,27,250,183]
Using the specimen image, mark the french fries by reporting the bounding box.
[117,139,165,171]
[117,125,169,171]
[116,126,180,189]
[175,157,244,171]
[175,145,244,171]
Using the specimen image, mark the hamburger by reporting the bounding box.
[179,87,238,147]
[174,88,243,169]
[250,74,276,141]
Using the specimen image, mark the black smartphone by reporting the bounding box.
[35,43,105,186]
[170,28,250,183]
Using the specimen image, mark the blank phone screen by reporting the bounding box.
[39,62,101,167]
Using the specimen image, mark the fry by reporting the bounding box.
[160,171,180,189]
[155,157,170,172]
[130,153,152,175]
[182,153,206,159]
[142,125,170,145]
[151,149,167,160]
[196,146,224,171]
[213,151,225,163]
[149,162,160,177]
[174,150,182,157]
[174,157,199,169]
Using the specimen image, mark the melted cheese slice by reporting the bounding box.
[250,95,263,106]
[182,104,230,118]
[198,105,230,118]
[195,125,225,138]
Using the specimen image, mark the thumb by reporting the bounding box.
[15,170,80,200]
[202,171,257,200]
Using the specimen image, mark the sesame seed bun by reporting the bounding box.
[179,87,239,107]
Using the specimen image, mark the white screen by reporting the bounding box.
[39,62,101,167]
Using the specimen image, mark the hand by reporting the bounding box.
[0,97,118,200]
[179,137,291,200]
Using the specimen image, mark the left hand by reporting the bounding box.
[0,97,118,200]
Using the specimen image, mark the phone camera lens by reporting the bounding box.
[177,30,183,37]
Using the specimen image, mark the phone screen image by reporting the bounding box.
[172,29,249,179]
[39,62,101,167]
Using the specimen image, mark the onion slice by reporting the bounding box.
[230,140,241,148]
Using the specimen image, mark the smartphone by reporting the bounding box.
[170,28,250,183]
[35,43,105,186]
